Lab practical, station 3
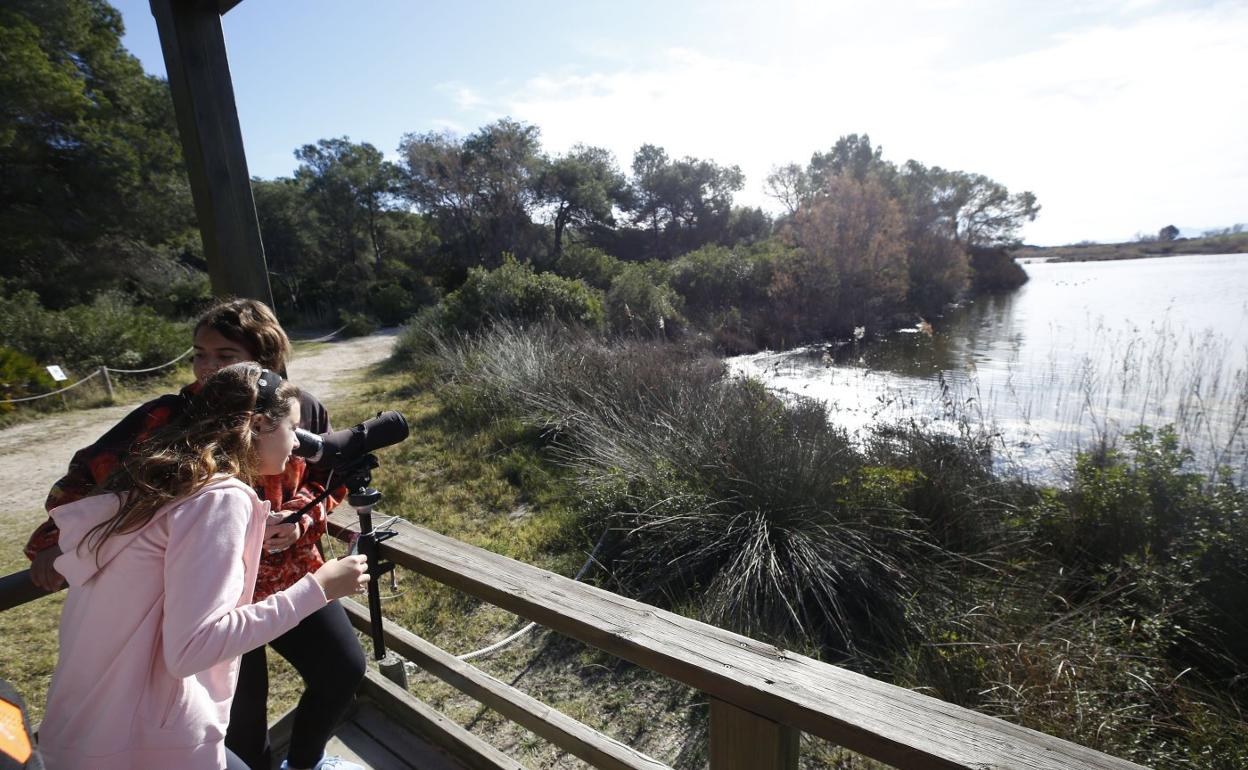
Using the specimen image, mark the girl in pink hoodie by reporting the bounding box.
[39,363,369,770]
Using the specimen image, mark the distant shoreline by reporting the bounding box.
[1013,232,1248,263]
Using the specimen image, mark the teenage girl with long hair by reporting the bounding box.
[38,363,369,770]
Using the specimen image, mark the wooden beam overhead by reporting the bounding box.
[150,0,273,304]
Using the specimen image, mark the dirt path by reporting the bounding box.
[0,330,397,520]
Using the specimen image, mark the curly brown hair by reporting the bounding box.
[83,363,301,554]
[194,298,293,375]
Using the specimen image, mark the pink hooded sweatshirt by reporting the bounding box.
[40,477,328,770]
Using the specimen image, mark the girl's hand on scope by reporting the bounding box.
[313,554,369,600]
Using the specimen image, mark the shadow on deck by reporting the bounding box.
[268,669,522,770]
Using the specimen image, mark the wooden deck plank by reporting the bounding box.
[322,720,401,769]
[352,700,473,770]
[268,693,468,770]
[268,702,411,770]
[341,597,671,770]
[329,511,1149,770]
[358,670,529,770]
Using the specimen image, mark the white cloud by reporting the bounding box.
[435,82,489,112]
[452,1,1248,244]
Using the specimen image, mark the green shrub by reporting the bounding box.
[366,279,440,327]
[667,241,787,351]
[147,273,212,318]
[338,310,378,338]
[1040,426,1227,571]
[552,243,624,290]
[605,264,683,337]
[0,347,56,412]
[440,255,605,334]
[369,284,419,327]
[968,245,1029,292]
[668,243,774,323]
[390,306,447,367]
[0,290,189,373]
[1034,426,1248,673]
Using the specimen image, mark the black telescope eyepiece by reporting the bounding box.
[294,410,409,467]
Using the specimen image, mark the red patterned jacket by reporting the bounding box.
[25,383,344,600]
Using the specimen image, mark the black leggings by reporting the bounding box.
[224,600,367,770]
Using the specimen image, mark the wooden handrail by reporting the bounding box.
[0,569,56,612]
[340,598,671,770]
[330,509,1149,770]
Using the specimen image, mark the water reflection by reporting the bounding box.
[728,253,1248,484]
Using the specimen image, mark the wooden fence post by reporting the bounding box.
[709,698,799,770]
[99,366,114,401]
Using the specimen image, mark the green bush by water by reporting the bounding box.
[441,255,605,334]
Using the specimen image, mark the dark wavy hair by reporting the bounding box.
[194,298,293,376]
[84,363,301,553]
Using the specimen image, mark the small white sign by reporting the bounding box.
[46,365,67,382]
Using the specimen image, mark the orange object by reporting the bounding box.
[0,698,33,764]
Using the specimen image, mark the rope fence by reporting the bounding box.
[0,369,104,404]
[102,346,194,374]
[0,347,193,405]
[4,325,349,406]
[295,324,348,344]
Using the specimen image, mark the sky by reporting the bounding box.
[111,0,1247,246]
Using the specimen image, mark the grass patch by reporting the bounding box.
[0,532,62,724]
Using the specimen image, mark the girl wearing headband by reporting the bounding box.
[38,363,369,770]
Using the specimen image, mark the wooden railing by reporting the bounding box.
[0,511,1151,770]
[322,509,1148,770]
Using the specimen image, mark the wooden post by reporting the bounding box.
[149,0,273,305]
[99,366,114,401]
[709,699,799,770]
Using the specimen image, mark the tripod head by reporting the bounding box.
[334,453,383,508]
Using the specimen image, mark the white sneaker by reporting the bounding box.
[279,755,366,770]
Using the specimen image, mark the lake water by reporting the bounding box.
[727,253,1248,483]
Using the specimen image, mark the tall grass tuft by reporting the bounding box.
[431,323,956,657]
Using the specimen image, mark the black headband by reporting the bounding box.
[254,368,282,413]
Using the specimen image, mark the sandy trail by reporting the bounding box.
[0,330,397,522]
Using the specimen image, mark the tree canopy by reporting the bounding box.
[0,0,198,308]
[536,144,629,261]
[1,0,1045,351]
